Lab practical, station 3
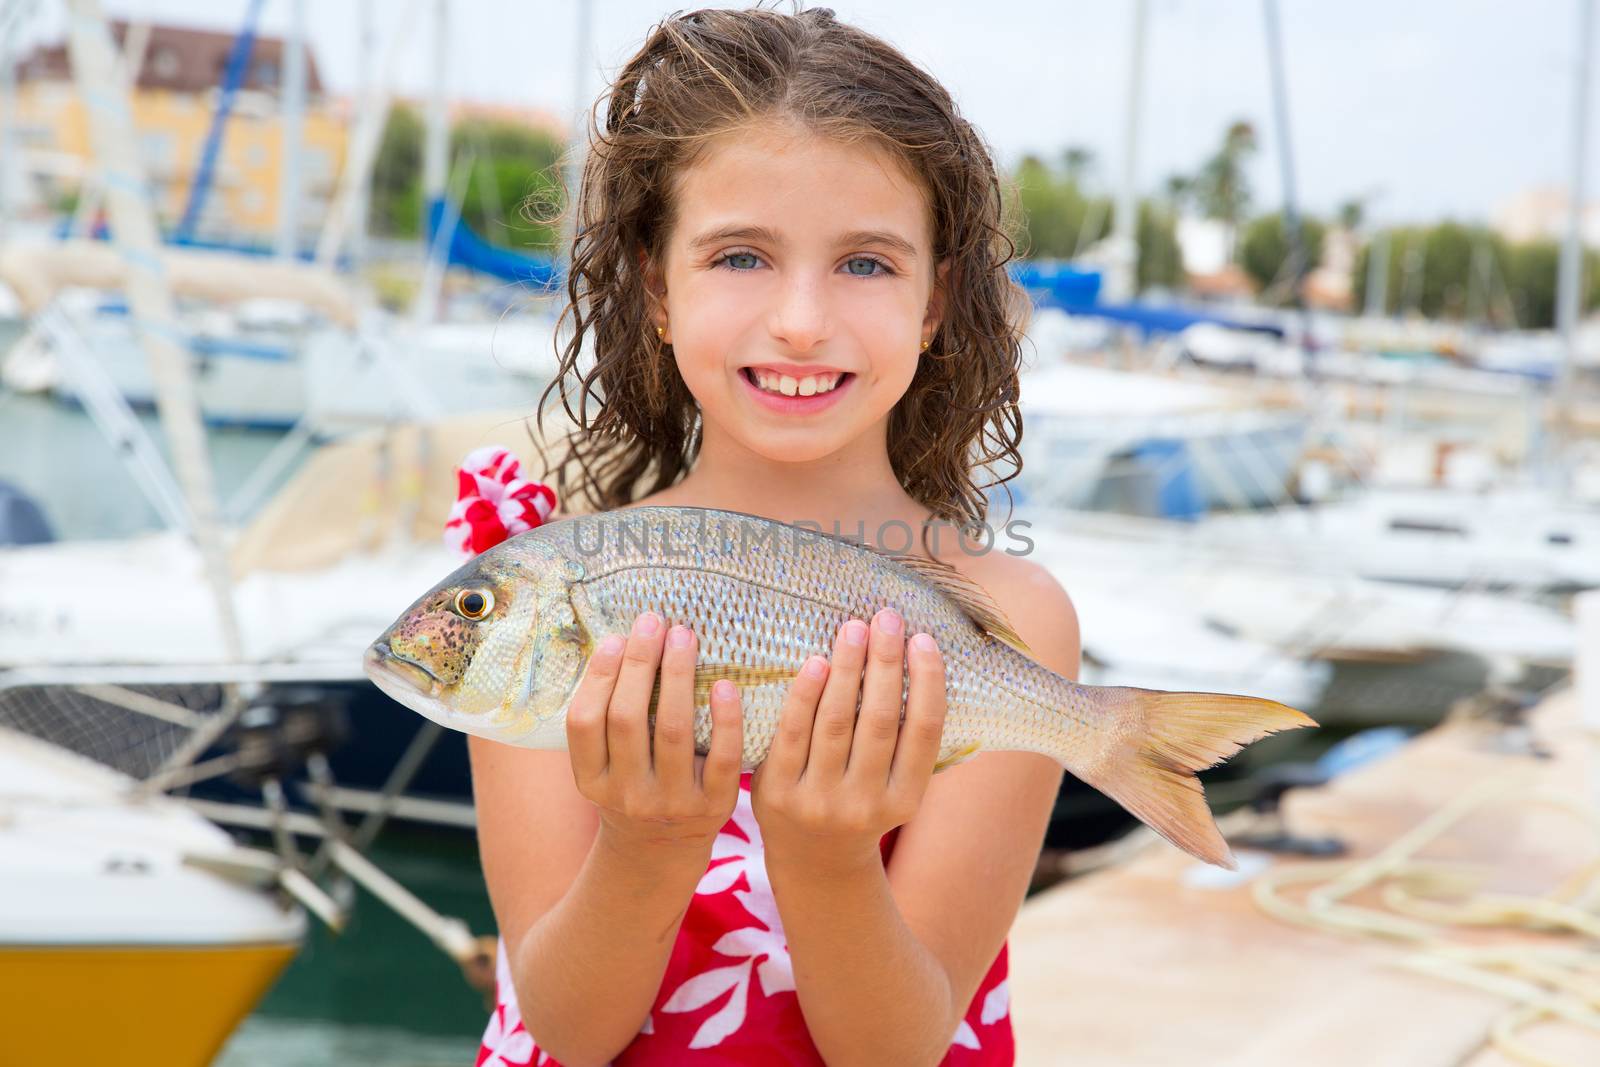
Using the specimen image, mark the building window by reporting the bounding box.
[255,60,279,89]
[1388,519,1468,537]
[150,46,180,80]
[303,147,332,186]
[139,130,176,173]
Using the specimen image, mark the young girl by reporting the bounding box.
[470,6,1079,1064]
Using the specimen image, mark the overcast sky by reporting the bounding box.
[10,1,1588,225]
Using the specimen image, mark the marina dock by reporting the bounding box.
[1010,687,1600,1066]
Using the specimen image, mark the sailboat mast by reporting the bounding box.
[1556,0,1594,459]
[313,0,421,267]
[275,0,306,259]
[559,0,594,266]
[414,0,449,324]
[1363,228,1389,319]
[351,0,375,265]
[0,31,13,238]
[63,0,244,662]
[1262,0,1311,372]
[422,0,448,214]
[1106,0,1147,304]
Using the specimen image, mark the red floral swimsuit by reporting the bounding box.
[475,773,1014,1066]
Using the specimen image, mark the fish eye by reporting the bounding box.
[455,588,494,620]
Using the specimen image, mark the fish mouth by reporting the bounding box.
[364,641,443,695]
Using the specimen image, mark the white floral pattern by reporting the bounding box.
[478,1002,537,1067]
[662,780,795,1048]
[478,773,1013,1064]
[981,978,1010,1025]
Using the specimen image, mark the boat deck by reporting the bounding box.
[1009,688,1600,1066]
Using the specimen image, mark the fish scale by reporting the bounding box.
[366,505,1316,869]
[557,510,1052,771]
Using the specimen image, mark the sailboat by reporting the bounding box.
[0,5,501,1058]
[0,726,306,1067]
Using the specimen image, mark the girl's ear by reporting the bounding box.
[922,258,951,340]
[639,247,670,336]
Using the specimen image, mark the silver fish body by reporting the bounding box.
[366,506,1314,867]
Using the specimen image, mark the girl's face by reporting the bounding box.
[650,121,947,465]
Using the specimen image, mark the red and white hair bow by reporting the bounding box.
[443,445,557,557]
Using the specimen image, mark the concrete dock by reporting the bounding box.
[1009,686,1600,1067]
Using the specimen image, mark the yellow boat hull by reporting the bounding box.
[0,942,297,1067]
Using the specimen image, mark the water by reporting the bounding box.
[215,825,497,1067]
[0,391,296,540]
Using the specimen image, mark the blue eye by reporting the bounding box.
[846,256,892,277]
[716,251,761,271]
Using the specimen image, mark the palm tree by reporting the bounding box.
[1195,120,1256,258]
[1164,173,1191,214]
[1337,197,1365,234]
[1060,145,1096,189]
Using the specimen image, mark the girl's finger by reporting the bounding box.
[762,653,830,783]
[606,612,664,784]
[653,624,699,793]
[567,633,624,781]
[849,609,907,782]
[805,618,869,784]
[889,631,949,794]
[700,678,744,806]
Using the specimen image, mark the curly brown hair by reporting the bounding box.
[535,2,1031,529]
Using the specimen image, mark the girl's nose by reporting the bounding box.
[768,274,831,352]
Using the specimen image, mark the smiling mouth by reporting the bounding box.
[740,367,853,398]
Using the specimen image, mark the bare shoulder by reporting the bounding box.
[935,539,1081,681]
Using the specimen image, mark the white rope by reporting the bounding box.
[1251,765,1600,1067]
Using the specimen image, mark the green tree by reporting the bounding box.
[1012,154,1105,258]
[367,106,567,250]
[1060,145,1095,185]
[450,118,566,251]
[1163,173,1191,210]
[1239,212,1325,299]
[1136,200,1183,291]
[1348,223,1600,328]
[1194,120,1257,233]
[1010,152,1182,292]
[1505,240,1559,328]
[371,104,424,237]
[1337,197,1365,233]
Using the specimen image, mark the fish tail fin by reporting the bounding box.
[1081,689,1317,870]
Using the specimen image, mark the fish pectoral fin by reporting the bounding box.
[689,663,800,702]
[933,741,983,773]
[647,663,798,711]
[884,553,1034,657]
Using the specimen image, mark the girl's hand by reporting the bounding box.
[567,611,744,855]
[751,609,948,877]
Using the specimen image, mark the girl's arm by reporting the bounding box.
[759,560,1078,1067]
[470,615,743,1067]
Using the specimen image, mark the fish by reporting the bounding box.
[364,505,1316,869]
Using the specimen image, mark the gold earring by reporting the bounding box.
[656,326,666,341]
[920,338,931,351]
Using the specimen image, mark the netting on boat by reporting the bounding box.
[0,681,225,781]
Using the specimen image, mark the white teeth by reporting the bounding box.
[750,370,842,397]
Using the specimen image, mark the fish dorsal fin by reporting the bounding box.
[870,547,1034,658]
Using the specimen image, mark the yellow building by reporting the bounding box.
[12,20,348,243]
